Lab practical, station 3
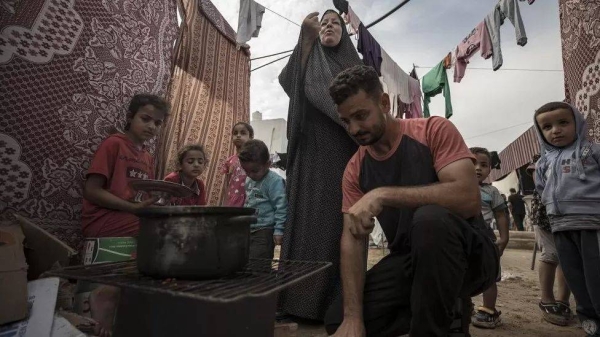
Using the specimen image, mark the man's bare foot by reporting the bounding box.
[89,285,120,336]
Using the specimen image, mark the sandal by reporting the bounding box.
[539,302,569,326]
[556,301,574,321]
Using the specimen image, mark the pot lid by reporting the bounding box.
[135,206,256,217]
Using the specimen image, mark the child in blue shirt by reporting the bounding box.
[534,101,600,337]
[238,140,287,259]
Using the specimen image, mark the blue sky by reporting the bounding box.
[213,0,564,152]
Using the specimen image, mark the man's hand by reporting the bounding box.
[496,239,508,256]
[301,12,321,43]
[331,318,366,337]
[273,235,283,246]
[346,190,382,238]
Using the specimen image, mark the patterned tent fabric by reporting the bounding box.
[155,0,250,205]
[489,126,539,182]
[560,0,600,143]
[0,0,178,248]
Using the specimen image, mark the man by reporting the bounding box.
[324,65,499,337]
[508,188,526,231]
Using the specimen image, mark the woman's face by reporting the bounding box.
[319,12,343,47]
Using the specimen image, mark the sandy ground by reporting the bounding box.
[289,248,584,337]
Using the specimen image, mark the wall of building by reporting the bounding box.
[250,111,288,154]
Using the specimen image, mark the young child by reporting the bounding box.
[221,122,254,207]
[527,154,573,326]
[238,140,287,259]
[534,101,600,336]
[164,144,208,206]
[82,93,168,237]
[470,147,509,329]
[81,93,169,335]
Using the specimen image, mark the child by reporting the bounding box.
[534,101,600,337]
[81,93,169,334]
[470,147,509,329]
[82,93,168,237]
[527,154,573,326]
[164,144,208,206]
[221,122,254,207]
[238,140,287,259]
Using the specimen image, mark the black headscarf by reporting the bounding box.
[279,10,360,151]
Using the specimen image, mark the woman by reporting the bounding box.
[278,10,361,320]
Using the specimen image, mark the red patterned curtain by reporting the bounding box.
[559,0,600,142]
[156,0,250,205]
[0,0,178,247]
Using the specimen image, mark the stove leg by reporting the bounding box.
[113,288,278,337]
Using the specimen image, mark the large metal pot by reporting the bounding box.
[135,206,257,279]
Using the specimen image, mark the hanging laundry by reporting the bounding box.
[409,66,418,79]
[333,0,349,14]
[380,49,411,115]
[345,5,361,36]
[485,0,527,71]
[236,0,266,46]
[454,21,493,83]
[357,23,382,75]
[422,61,452,119]
[407,77,423,118]
[443,52,453,69]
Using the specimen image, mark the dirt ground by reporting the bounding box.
[291,248,584,337]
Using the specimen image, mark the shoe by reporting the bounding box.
[582,319,599,336]
[471,306,502,329]
[555,301,574,321]
[539,302,569,326]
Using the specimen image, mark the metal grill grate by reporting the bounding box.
[45,259,331,303]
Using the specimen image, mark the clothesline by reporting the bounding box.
[251,53,293,71]
[264,7,301,27]
[250,0,412,67]
[415,65,563,73]
[464,121,532,140]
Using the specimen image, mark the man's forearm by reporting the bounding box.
[374,181,480,219]
[340,220,366,319]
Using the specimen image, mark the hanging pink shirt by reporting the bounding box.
[406,77,423,118]
[220,154,247,207]
[454,21,493,83]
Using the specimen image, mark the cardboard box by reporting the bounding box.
[0,225,29,325]
[13,214,77,280]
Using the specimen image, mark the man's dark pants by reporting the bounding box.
[513,213,525,231]
[324,205,499,337]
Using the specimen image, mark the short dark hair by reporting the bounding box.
[238,139,269,165]
[535,101,573,117]
[329,65,383,105]
[177,144,207,165]
[510,188,517,193]
[125,94,170,130]
[470,147,491,161]
[233,122,254,138]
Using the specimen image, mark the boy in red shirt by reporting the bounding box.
[164,144,208,206]
[81,93,169,335]
[82,94,169,237]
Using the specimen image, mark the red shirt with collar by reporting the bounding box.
[164,171,207,206]
[81,133,154,238]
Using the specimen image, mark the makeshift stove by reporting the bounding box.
[46,259,331,337]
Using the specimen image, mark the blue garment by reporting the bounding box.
[244,170,287,235]
[534,103,600,232]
